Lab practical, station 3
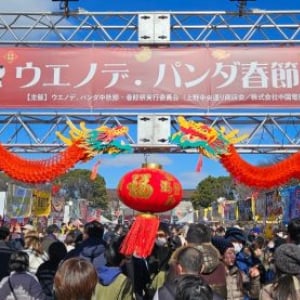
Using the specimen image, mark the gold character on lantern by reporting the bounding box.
[165,195,175,206]
[127,174,153,199]
[160,180,172,193]
[173,183,182,196]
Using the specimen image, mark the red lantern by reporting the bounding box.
[117,163,183,257]
[117,163,182,213]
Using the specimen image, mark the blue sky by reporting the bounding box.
[1,0,299,190]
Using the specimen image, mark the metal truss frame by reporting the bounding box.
[1,10,300,155]
[1,111,300,155]
[0,10,300,45]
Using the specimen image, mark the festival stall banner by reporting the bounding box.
[289,186,300,219]
[277,186,300,223]
[5,184,32,218]
[0,192,6,218]
[224,200,237,221]
[31,189,52,217]
[79,199,89,222]
[279,187,293,224]
[49,193,65,226]
[1,47,300,110]
[211,201,223,221]
[265,190,282,221]
[237,197,253,221]
[254,196,265,221]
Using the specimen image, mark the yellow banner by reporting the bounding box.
[31,189,51,217]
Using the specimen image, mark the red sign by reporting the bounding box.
[1,47,300,109]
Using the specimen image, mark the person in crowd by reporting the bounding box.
[23,230,48,274]
[63,229,82,252]
[93,235,133,300]
[154,245,223,300]
[36,241,67,300]
[41,224,60,255]
[260,243,300,300]
[212,236,261,300]
[0,251,45,299]
[53,257,98,300]
[146,222,176,297]
[170,225,185,249]
[186,223,227,298]
[22,224,35,236]
[174,274,214,300]
[9,223,25,250]
[64,220,106,269]
[0,226,16,280]
[287,216,300,245]
[215,226,226,237]
[225,227,263,278]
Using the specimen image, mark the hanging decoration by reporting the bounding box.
[117,163,183,257]
[170,116,248,159]
[0,115,299,190]
[0,120,132,184]
[171,116,300,189]
[220,145,300,189]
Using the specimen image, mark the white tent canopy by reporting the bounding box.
[176,212,194,224]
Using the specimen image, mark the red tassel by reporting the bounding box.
[195,154,203,172]
[90,160,101,180]
[120,213,160,258]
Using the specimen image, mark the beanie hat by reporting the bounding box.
[274,243,300,275]
[212,237,234,255]
[225,227,247,244]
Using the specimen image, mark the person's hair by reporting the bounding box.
[53,257,98,300]
[186,224,211,244]
[84,221,104,239]
[105,236,125,267]
[46,224,60,235]
[24,230,43,254]
[9,251,29,272]
[0,226,10,240]
[171,246,203,274]
[64,230,78,246]
[288,217,300,244]
[274,273,300,300]
[48,241,67,264]
[174,274,213,300]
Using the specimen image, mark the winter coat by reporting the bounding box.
[36,260,60,300]
[195,243,227,298]
[92,265,133,300]
[259,275,300,300]
[0,271,45,300]
[153,278,225,300]
[0,240,15,281]
[23,248,48,274]
[64,237,106,270]
[226,265,260,300]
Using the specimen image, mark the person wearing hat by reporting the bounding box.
[212,237,261,300]
[225,227,263,280]
[260,243,300,299]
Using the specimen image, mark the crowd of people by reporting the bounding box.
[0,216,299,300]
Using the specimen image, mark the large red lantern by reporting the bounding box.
[117,163,183,257]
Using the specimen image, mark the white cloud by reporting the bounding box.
[177,171,206,189]
[0,1,59,12]
[101,153,172,167]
